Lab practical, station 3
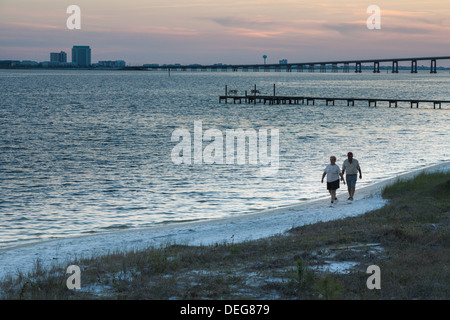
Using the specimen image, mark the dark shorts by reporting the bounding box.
[327,179,340,190]
[346,174,357,189]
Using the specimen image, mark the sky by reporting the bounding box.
[0,0,449,65]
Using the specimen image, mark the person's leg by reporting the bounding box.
[347,175,357,200]
[327,182,333,202]
[351,176,357,199]
[330,189,336,203]
[346,176,351,199]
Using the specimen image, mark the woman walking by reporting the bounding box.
[321,156,345,207]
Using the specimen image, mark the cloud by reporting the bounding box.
[322,22,366,34]
[2,21,62,30]
[208,17,285,38]
[322,21,438,36]
[208,16,331,39]
[223,27,283,38]
[125,26,199,36]
[210,16,279,29]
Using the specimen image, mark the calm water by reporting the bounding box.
[0,69,449,249]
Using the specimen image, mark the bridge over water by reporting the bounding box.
[124,56,450,73]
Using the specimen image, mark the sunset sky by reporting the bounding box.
[1,0,449,65]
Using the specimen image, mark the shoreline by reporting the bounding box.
[0,161,449,280]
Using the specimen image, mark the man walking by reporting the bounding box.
[342,152,362,201]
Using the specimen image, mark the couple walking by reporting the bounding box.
[321,152,362,207]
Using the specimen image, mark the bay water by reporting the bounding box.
[1,69,449,249]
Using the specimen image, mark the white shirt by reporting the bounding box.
[324,164,341,182]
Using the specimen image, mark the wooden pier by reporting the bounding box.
[219,86,450,109]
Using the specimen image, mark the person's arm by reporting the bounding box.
[339,165,345,183]
[321,172,326,183]
[357,160,362,179]
[339,172,345,184]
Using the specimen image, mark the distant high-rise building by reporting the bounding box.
[72,46,91,67]
[50,51,67,63]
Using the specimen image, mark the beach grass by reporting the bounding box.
[1,171,449,299]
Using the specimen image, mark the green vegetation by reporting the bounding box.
[1,171,449,299]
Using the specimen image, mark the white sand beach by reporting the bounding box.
[0,161,449,281]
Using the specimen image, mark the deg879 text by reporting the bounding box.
[224,304,270,315]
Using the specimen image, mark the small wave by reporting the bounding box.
[155,218,203,225]
[297,135,316,140]
[12,217,30,222]
[101,224,132,230]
